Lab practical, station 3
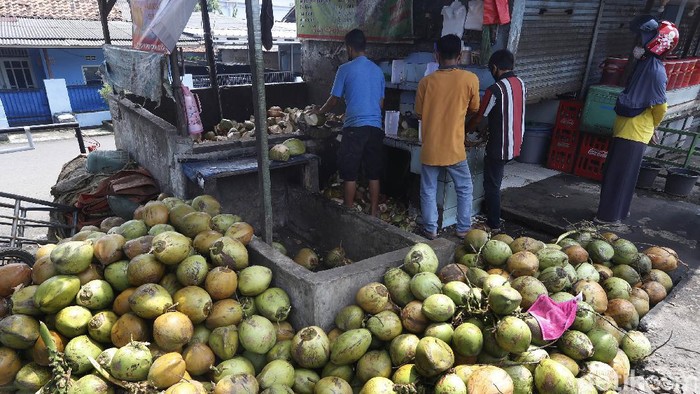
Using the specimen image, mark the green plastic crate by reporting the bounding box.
[581,85,624,135]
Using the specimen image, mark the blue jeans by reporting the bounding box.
[420,160,473,234]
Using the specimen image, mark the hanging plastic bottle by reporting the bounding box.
[181,85,204,136]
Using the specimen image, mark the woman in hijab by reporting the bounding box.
[595,16,679,224]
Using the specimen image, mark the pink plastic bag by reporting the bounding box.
[527,294,581,341]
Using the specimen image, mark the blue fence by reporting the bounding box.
[67,85,109,113]
[0,89,52,126]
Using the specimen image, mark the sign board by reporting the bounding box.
[296,0,413,43]
[131,0,168,53]
[131,0,198,53]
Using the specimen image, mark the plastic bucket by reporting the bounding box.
[517,123,554,164]
[600,57,627,86]
[636,161,662,189]
[664,167,699,197]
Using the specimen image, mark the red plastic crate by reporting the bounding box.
[547,128,580,172]
[554,100,584,131]
[546,100,583,173]
[573,133,612,181]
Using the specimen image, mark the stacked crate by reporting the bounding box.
[546,100,584,173]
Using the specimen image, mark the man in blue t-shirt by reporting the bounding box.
[313,29,385,216]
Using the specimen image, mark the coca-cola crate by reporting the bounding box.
[547,101,584,172]
[547,128,579,172]
[555,100,584,131]
[574,132,611,181]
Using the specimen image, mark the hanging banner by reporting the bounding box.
[131,0,198,53]
[296,0,413,43]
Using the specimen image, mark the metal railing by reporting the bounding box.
[0,88,52,126]
[192,71,296,88]
[67,85,109,113]
[644,127,700,171]
[0,122,86,154]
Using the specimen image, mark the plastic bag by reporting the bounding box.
[441,0,467,37]
[464,0,484,30]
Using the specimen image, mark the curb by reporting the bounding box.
[1,129,113,144]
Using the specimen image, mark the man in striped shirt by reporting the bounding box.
[467,49,526,231]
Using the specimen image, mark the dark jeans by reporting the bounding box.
[483,155,509,229]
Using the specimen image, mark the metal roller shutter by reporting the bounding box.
[586,0,647,87]
[516,0,600,102]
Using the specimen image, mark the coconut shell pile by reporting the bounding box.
[321,177,418,234]
[197,106,344,144]
[0,191,682,393]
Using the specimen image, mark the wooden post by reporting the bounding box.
[199,0,222,121]
[245,0,274,244]
[97,0,116,45]
[170,51,190,137]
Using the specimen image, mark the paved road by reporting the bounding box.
[0,134,116,243]
[0,134,116,201]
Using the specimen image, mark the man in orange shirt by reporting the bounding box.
[415,34,481,239]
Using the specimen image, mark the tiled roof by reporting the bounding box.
[0,18,200,48]
[0,0,125,21]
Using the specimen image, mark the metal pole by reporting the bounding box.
[675,0,689,26]
[199,0,222,120]
[245,0,273,244]
[581,0,606,97]
[74,126,86,154]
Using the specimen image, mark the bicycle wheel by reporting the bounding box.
[0,247,35,267]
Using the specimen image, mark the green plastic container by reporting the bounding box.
[580,85,624,135]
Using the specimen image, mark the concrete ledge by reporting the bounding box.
[249,236,455,331]
[76,111,111,128]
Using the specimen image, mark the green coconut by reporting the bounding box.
[152,231,192,266]
[255,287,292,321]
[356,350,392,383]
[330,329,372,365]
[210,237,249,270]
[414,336,454,378]
[424,322,454,345]
[511,276,548,310]
[495,316,532,354]
[576,263,600,282]
[603,277,632,300]
[389,334,420,366]
[534,359,578,394]
[334,305,365,331]
[482,240,513,266]
[587,328,619,363]
[282,138,306,156]
[409,272,443,301]
[558,330,594,361]
[621,330,651,362]
[76,280,114,310]
[238,266,273,296]
[488,285,522,315]
[383,267,415,307]
[452,323,483,357]
[366,311,403,342]
[239,315,277,355]
[403,243,439,275]
[65,335,103,375]
[503,365,534,394]
[587,240,614,263]
[536,248,569,270]
[611,238,638,265]
[110,341,152,382]
[50,241,94,274]
[421,294,456,322]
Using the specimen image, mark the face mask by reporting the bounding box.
[633,46,646,59]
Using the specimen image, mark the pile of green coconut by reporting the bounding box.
[0,192,680,393]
